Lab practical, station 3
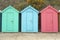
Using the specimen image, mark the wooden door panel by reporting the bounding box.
[21,12,27,32]
[2,12,18,32]
[46,13,53,32]
[42,12,53,32]
[2,13,7,32]
[33,12,38,32]
[26,12,33,32]
[6,12,14,32]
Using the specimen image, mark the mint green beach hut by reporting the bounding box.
[2,6,19,32]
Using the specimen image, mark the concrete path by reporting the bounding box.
[0,32,60,40]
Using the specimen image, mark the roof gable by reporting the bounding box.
[21,5,39,13]
[2,5,19,13]
[41,5,58,13]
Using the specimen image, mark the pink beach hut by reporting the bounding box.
[41,5,58,32]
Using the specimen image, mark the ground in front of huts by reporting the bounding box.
[0,32,60,40]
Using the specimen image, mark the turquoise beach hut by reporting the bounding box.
[21,5,39,32]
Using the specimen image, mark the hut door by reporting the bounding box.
[26,12,33,32]
[46,13,53,32]
[43,12,53,32]
[2,12,18,32]
[6,12,14,32]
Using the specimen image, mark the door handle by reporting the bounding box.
[30,20,32,22]
[11,20,14,22]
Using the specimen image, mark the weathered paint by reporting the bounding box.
[41,5,58,32]
[2,5,19,32]
[21,5,39,32]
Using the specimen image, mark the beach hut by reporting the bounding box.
[2,5,19,32]
[21,5,39,32]
[41,5,58,32]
